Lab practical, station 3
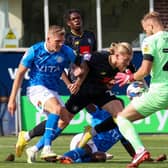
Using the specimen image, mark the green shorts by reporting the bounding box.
[131,83,168,117]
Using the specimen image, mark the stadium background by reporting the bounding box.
[0,0,168,135]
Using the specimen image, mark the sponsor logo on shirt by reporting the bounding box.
[143,44,150,54]
[75,41,80,46]
[36,65,60,72]
[100,72,106,75]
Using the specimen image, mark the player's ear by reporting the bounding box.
[67,21,71,27]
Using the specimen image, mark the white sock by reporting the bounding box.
[136,147,145,154]
[24,132,30,141]
[31,146,38,152]
[43,145,51,150]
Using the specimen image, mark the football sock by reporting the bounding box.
[52,127,63,140]
[44,113,60,146]
[120,137,135,157]
[24,132,31,141]
[35,124,62,150]
[30,146,39,152]
[95,117,117,133]
[77,126,94,148]
[35,136,44,150]
[116,116,144,153]
[29,120,46,139]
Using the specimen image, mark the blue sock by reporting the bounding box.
[36,136,44,150]
[52,127,63,140]
[64,148,87,163]
[44,113,60,146]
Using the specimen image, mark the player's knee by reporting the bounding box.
[58,119,70,128]
[66,104,80,114]
[50,105,64,115]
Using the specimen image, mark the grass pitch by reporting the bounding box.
[0,134,167,168]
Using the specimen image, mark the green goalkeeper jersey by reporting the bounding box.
[141,31,168,84]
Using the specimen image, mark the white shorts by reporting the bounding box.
[27,85,65,112]
[70,133,98,153]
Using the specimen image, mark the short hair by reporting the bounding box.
[47,25,65,37]
[64,9,81,22]
[141,11,162,24]
[109,42,133,56]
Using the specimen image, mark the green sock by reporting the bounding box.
[116,116,144,153]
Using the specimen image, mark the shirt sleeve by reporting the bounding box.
[142,38,154,56]
[20,46,35,68]
[62,45,77,69]
[127,62,136,73]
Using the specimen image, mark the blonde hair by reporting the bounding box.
[109,42,133,56]
[47,25,65,37]
[141,11,162,25]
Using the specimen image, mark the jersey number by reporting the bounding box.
[162,48,168,71]
[163,61,168,71]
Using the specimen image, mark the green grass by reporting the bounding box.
[0,135,168,168]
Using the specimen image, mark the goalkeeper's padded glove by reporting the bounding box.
[115,69,134,87]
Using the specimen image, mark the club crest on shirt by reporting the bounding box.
[88,38,92,44]
[56,56,64,63]
[100,72,107,75]
[75,41,80,46]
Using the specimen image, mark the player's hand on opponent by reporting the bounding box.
[67,82,80,95]
[115,69,134,87]
[106,79,115,89]
[7,99,16,116]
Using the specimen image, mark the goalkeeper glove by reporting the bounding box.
[115,69,134,87]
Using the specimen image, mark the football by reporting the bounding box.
[5,153,15,161]
[126,81,147,100]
